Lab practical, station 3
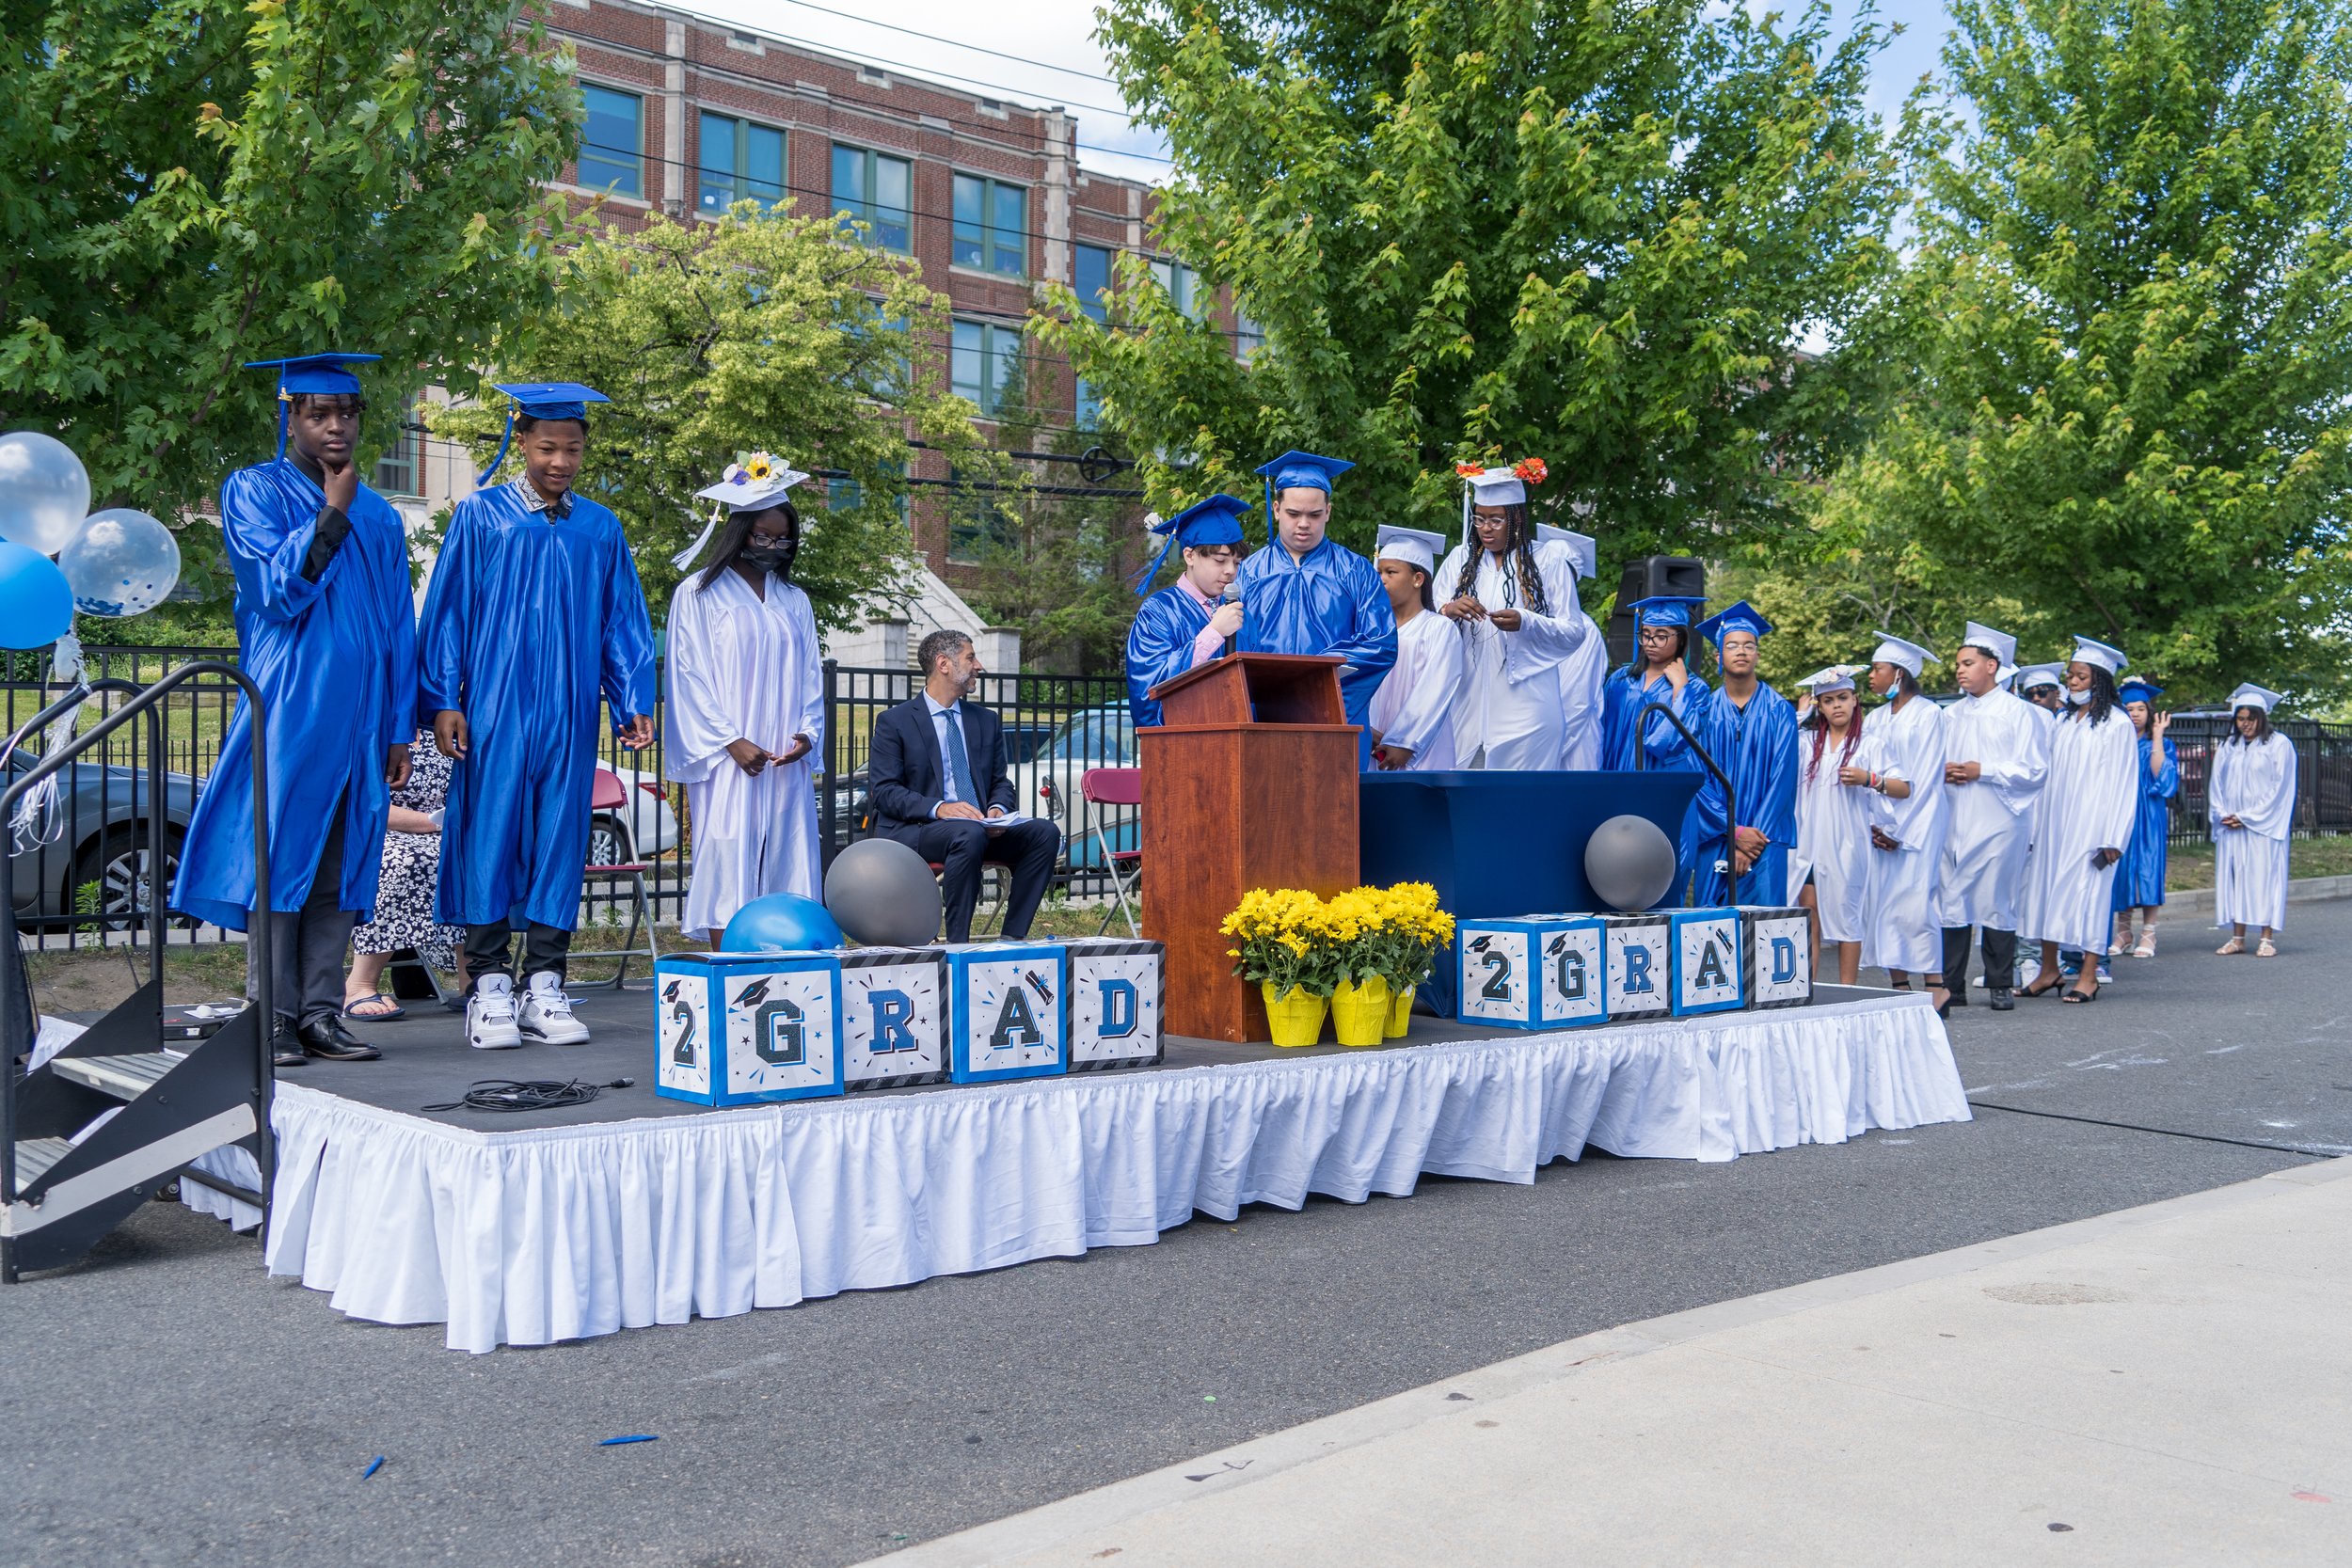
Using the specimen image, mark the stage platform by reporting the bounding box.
[182,984,1968,1353]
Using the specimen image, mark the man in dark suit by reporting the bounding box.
[867,629,1063,942]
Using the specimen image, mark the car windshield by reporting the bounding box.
[1041,709,1136,766]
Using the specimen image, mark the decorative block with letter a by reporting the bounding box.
[653,952,845,1106]
[1669,908,1743,1016]
[945,942,1068,1084]
[1739,907,1813,1009]
[1457,916,1607,1029]
[1599,912,1671,1020]
[1059,937,1165,1070]
[836,947,948,1089]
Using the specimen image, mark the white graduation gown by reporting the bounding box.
[1861,693,1950,974]
[1555,608,1609,769]
[2017,706,2139,954]
[1791,722,1900,944]
[663,569,827,938]
[2209,732,2296,929]
[1436,542,1587,770]
[1935,687,2050,932]
[1368,609,1466,771]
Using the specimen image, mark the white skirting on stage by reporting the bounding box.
[213,993,1962,1353]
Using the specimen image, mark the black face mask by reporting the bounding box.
[741,540,796,575]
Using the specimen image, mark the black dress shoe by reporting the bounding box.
[271,1015,305,1069]
[298,1018,381,1061]
[1987,987,2015,1011]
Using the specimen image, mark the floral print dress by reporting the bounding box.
[351,727,462,970]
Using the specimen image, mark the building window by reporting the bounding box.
[951,319,1020,417]
[579,85,644,199]
[829,465,909,524]
[1149,258,1202,319]
[372,403,419,497]
[831,144,911,252]
[1074,377,1102,430]
[952,175,1027,277]
[699,112,784,215]
[1234,308,1264,360]
[1073,244,1113,322]
[946,474,1019,563]
[847,303,910,401]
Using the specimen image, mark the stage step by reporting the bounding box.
[13,1137,76,1189]
[50,1053,178,1102]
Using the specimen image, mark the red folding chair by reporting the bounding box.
[1080,767,1142,937]
[570,768,660,989]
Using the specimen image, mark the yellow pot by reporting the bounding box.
[1384,981,1415,1038]
[1331,974,1391,1048]
[1262,983,1328,1048]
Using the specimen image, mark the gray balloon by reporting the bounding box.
[1584,814,1678,912]
[823,835,946,947]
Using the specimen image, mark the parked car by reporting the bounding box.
[590,762,681,865]
[4,747,198,931]
[1010,705,1139,868]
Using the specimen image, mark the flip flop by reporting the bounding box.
[342,992,405,1022]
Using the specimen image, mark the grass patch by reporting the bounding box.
[2164,833,2352,894]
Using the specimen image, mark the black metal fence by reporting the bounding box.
[2160,717,2352,850]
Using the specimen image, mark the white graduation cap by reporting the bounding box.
[2228,682,2285,713]
[674,452,813,568]
[1961,620,2018,670]
[1870,632,1940,679]
[1798,665,1860,694]
[2069,635,2129,675]
[2013,662,2063,692]
[1534,523,1597,580]
[1455,457,1548,544]
[1375,524,1447,576]
[1996,662,2018,687]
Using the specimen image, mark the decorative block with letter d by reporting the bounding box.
[1669,908,1743,1016]
[1599,913,1671,1020]
[653,952,845,1106]
[1456,917,1607,1029]
[1058,937,1165,1070]
[945,942,1068,1084]
[1739,907,1813,1009]
[836,947,948,1089]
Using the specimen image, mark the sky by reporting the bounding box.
[678,0,1961,188]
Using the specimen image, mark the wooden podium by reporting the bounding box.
[1139,653,1361,1042]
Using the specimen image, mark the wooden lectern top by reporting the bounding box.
[1146,652,1347,729]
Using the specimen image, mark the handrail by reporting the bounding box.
[2,661,271,1221]
[1630,700,1737,890]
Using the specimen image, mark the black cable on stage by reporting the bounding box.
[1966,1099,2336,1159]
[424,1078,635,1115]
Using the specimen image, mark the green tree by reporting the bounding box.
[428,208,1003,634]
[1035,0,1906,567]
[0,0,580,593]
[1824,0,2352,700]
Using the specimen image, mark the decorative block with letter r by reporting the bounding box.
[1739,907,1813,1009]
[1456,916,1607,1029]
[945,942,1068,1084]
[836,947,948,1089]
[1669,908,1743,1016]
[653,951,845,1106]
[1057,937,1165,1070]
[1599,912,1672,1020]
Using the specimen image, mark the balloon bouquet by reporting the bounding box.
[0,431,184,846]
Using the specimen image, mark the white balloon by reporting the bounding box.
[0,432,92,555]
[58,508,181,618]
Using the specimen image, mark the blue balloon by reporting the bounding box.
[720,892,845,954]
[0,541,73,649]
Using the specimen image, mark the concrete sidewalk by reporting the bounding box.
[875,1159,2352,1567]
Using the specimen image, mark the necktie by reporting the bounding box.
[942,707,977,805]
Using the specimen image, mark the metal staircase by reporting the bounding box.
[2,663,274,1280]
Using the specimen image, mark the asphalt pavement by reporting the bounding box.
[3,900,2344,1567]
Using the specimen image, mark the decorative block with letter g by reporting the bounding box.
[1599,912,1671,1019]
[1058,937,1165,1069]
[1739,907,1813,1009]
[1456,916,1607,1029]
[836,947,948,1089]
[653,952,845,1106]
[944,942,1068,1084]
[1669,908,1743,1016]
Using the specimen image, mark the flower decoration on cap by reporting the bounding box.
[745,452,775,483]
[1454,462,1483,479]
[1512,457,1548,485]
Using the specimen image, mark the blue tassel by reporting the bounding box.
[475,411,516,489]
[360,1456,385,1479]
[599,1433,660,1447]
[1128,530,1181,595]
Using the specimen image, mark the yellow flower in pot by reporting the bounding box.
[1220,887,1340,1045]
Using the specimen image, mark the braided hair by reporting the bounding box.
[1804,699,1864,785]
[2079,664,2120,725]
[1453,502,1549,617]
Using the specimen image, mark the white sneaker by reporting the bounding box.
[518,971,590,1045]
[468,974,522,1050]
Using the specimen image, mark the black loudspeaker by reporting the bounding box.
[1603,556,1707,667]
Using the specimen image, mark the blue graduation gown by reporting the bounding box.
[1692,681,1801,907]
[1599,667,1719,898]
[2110,734,2179,910]
[1125,583,1216,728]
[416,482,657,930]
[1234,536,1396,762]
[172,462,419,929]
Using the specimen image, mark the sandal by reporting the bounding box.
[2019,974,2063,998]
[2132,933,2156,959]
[342,991,405,1021]
[2216,938,2245,956]
[2256,938,2278,958]
[2061,983,2099,1004]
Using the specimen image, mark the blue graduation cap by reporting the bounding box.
[1131,494,1251,594]
[1630,594,1706,630]
[1693,599,1772,648]
[245,353,382,459]
[1252,450,1353,520]
[477,381,612,487]
[2117,678,2165,706]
